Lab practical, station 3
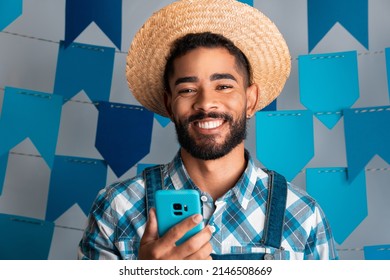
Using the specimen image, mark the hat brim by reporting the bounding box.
[126,0,291,117]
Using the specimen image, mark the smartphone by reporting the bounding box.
[155,189,203,245]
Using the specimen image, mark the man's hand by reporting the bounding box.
[138,208,213,260]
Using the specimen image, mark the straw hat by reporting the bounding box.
[126,0,291,117]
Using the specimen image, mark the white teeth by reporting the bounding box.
[196,120,223,129]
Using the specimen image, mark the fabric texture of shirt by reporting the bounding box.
[78,151,339,260]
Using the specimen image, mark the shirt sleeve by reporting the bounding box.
[304,203,339,260]
[77,188,121,260]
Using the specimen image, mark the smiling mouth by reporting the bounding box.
[194,119,224,129]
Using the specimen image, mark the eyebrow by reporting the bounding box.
[174,73,237,86]
[174,76,198,86]
[210,73,237,82]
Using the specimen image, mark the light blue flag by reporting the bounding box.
[308,0,368,52]
[306,167,367,244]
[137,163,157,175]
[155,114,171,128]
[364,244,390,260]
[0,0,22,30]
[344,106,390,182]
[386,48,390,99]
[0,214,54,260]
[45,156,107,221]
[95,102,154,178]
[0,87,62,168]
[0,152,8,195]
[299,51,359,129]
[54,41,114,103]
[256,110,314,181]
[65,0,122,49]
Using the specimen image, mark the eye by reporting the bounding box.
[178,88,197,94]
[216,84,233,91]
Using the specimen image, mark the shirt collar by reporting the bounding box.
[166,149,268,210]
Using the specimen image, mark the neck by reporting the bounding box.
[180,144,247,201]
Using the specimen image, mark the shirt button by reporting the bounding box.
[209,225,216,233]
[200,195,208,202]
[263,253,274,260]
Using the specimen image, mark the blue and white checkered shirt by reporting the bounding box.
[78,151,338,260]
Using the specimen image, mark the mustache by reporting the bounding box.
[186,112,234,124]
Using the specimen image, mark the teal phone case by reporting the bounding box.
[155,189,203,245]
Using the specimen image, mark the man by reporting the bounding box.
[78,0,338,260]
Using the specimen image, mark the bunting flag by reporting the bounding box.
[256,110,314,181]
[238,0,253,6]
[0,153,8,195]
[0,0,22,30]
[155,114,171,128]
[306,168,368,244]
[95,102,154,178]
[45,156,107,221]
[0,214,54,260]
[0,87,62,168]
[137,163,157,175]
[308,0,368,52]
[386,48,390,98]
[54,41,115,103]
[299,51,359,129]
[364,244,390,260]
[344,106,390,182]
[64,0,122,49]
[261,100,277,111]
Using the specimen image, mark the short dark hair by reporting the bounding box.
[163,32,251,93]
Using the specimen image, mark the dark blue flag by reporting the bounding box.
[95,102,154,178]
[308,0,368,52]
[65,0,122,49]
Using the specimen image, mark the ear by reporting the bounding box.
[245,83,259,118]
[163,91,174,120]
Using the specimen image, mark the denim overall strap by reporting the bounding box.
[143,165,164,216]
[261,169,288,249]
[211,169,288,260]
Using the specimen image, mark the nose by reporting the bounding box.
[193,88,218,112]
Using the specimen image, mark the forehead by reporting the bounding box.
[171,47,242,77]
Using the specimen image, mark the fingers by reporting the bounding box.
[140,208,159,246]
[161,214,203,245]
[176,225,213,260]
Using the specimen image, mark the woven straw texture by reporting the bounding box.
[126,0,291,117]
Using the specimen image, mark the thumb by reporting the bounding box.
[141,208,159,245]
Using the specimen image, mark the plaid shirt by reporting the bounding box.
[78,151,338,260]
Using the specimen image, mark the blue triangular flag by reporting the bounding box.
[0,0,22,30]
[65,0,122,49]
[344,106,390,182]
[0,87,62,168]
[54,41,115,103]
[238,0,253,6]
[306,167,368,244]
[45,156,107,221]
[308,0,368,52]
[299,51,359,129]
[256,110,314,181]
[95,102,154,178]
[154,114,171,128]
[0,214,54,260]
[0,152,8,195]
[364,244,390,260]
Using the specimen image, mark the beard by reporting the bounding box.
[174,111,247,160]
